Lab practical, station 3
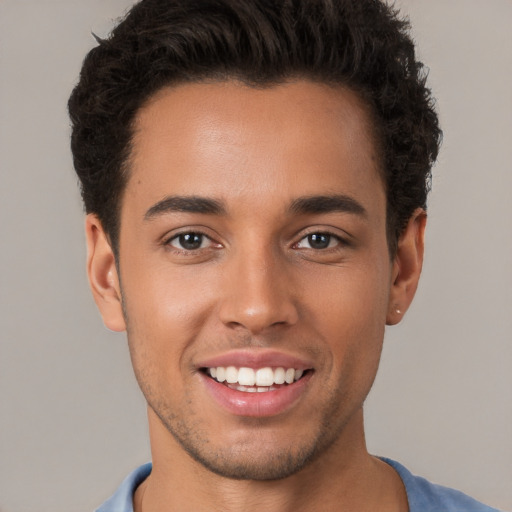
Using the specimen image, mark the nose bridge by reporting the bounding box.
[219,239,298,333]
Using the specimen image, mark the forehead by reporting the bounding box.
[126,80,383,215]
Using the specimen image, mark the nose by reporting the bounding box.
[219,245,299,335]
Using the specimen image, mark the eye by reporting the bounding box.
[167,232,211,251]
[295,232,341,250]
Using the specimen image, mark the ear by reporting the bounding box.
[386,208,427,325]
[85,214,126,332]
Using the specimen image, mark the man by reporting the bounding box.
[68,1,500,511]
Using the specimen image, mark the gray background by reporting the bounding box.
[1,0,511,510]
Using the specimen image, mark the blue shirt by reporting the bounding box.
[96,458,502,511]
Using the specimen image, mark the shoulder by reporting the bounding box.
[95,462,152,512]
[380,458,503,512]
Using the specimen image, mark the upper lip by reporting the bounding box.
[196,349,314,371]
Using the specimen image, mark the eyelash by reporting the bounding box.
[164,230,219,254]
[293,231,348,251]
[163,229,349,254]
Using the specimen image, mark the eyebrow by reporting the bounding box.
[144,195,226,220]
[288,195,367,218]
[144,193,367,220]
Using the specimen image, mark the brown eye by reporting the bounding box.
[169,232,207,250]
[307,233,331,249]
[296,232,340,250]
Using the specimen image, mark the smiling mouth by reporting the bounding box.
[202,366,310,393]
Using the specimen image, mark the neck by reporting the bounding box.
[134,407,408,512]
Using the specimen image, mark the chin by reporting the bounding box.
[181,441,317,481]
[163,414,339,482]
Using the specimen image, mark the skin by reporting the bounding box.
[86,80,425,511]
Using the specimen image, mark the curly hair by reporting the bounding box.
[68,0,441,256]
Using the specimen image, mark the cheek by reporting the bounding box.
[120,263,218,372]
[121,278,207,412]
[306,262,390,326]
[304,263,390,372]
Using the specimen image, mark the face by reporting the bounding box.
[89,80,417,480]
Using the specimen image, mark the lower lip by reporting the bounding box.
[200,372,312,417]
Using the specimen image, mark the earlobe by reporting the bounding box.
[386,208,426,325]
[85,214,126,332]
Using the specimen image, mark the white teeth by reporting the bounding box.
[225,366,238,384]
[216,367,226,382]
[238,367,256,386]
[207,365,306,389]
[255,367,274,387]
[274,367,286,384]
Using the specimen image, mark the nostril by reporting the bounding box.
[220,309,299,335]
